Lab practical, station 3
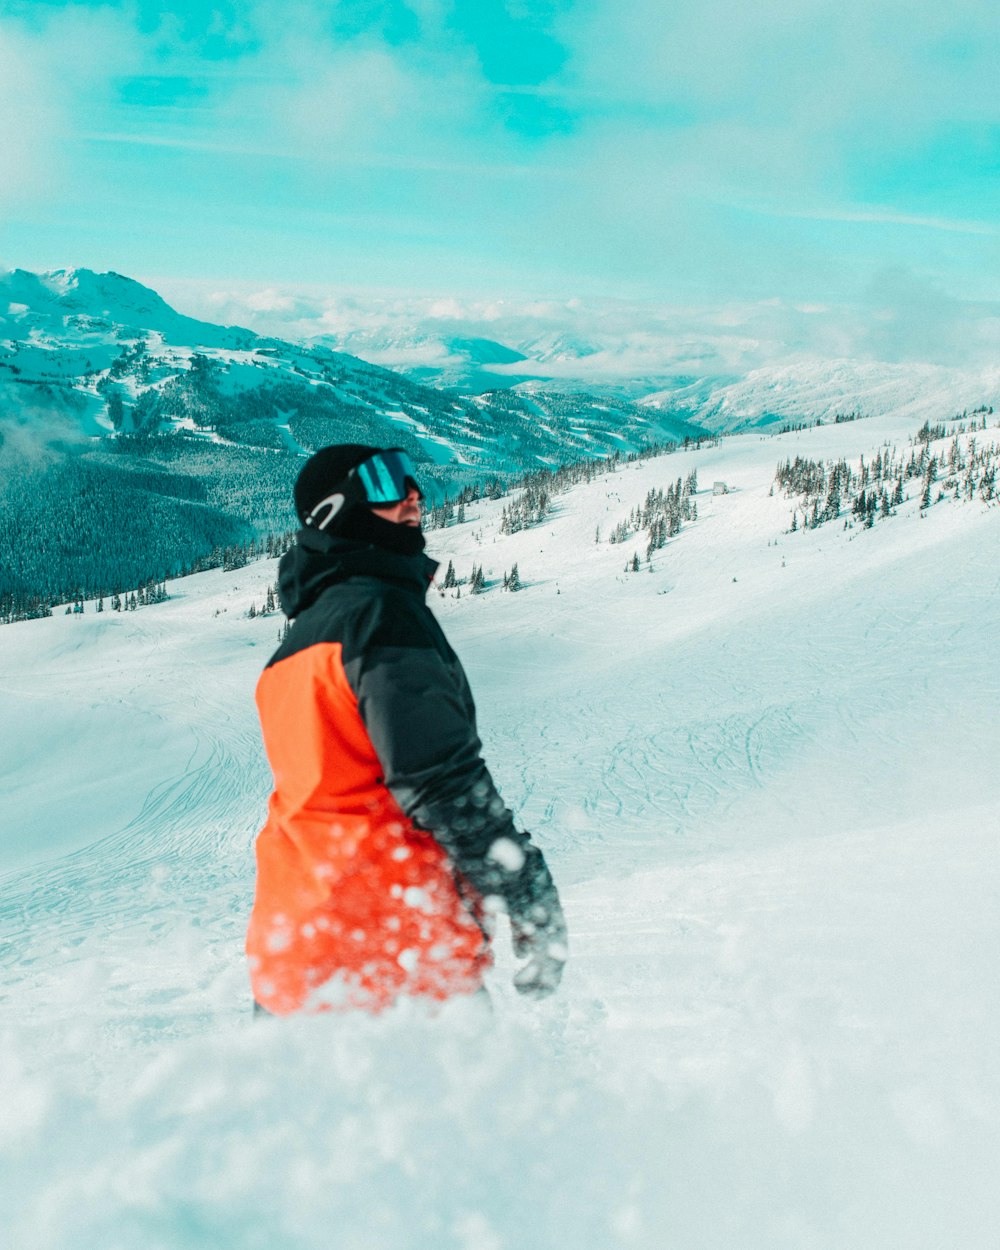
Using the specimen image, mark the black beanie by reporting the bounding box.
[293,443,426,556]
[294,444,377,525]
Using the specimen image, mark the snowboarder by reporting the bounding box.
[246,444,567,1015]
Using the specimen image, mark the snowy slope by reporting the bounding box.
[643,357,1000,432]
[1,413,999,1249]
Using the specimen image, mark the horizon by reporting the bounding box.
[2,1,999,369]
[6,262,1000,381]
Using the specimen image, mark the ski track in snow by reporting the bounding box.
[2,414,1000,1249]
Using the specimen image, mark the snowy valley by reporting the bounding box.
[2,409,999,1249]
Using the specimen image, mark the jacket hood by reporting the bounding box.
[278,529,439,618]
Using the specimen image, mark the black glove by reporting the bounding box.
[506,845,568,999]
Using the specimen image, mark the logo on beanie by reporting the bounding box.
[307,492,346,530]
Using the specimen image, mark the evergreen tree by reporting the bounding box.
[106,390,125,431]
[824,474,841,521]
[920,455,938,509]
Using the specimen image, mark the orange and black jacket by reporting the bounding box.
[246,528,555,1014]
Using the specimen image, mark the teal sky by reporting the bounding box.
[1,0,999,319]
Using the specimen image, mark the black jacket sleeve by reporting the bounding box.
[342,589,555,911]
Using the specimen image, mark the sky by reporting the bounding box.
[1,0,999,360]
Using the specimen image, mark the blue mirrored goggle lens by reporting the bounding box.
[354,450,422,504]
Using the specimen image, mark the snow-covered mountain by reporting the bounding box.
[2,410,998,1247]
[315,326,537,392]
[643,358,1000,432]
[0,268,703,610]
[258,293,1000,423]
[0,267,257,350]
[315,320,722,398]
[5,265,997,614]
[345,327,1000,430]
[0,267,698,465]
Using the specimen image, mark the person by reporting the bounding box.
[246,444,567,1015]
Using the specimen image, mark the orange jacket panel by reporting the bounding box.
[247,641,488,1014]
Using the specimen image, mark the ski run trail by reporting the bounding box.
[2,412,999,1250]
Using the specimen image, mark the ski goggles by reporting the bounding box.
[351,449,423,505]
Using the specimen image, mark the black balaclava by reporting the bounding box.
[293,444,426,556]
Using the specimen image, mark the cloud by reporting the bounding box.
[858,268,1000,365]
[209,16,507,170]
[559,0,1000,126]
[58,1,545,184]
[760,206,1000,238]
[6,1,997,318]
[151,274,1000,377]
[0,25,63,204]
[548,0,1000,241]
[0,382,89,475]
[0,8,144,207]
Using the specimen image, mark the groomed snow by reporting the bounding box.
[2,413,999,1249]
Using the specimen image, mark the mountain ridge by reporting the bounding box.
[0,267,705,611]
[0,266,701,467]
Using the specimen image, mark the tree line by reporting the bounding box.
[1,530,296,626]
[775,416,999,534]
